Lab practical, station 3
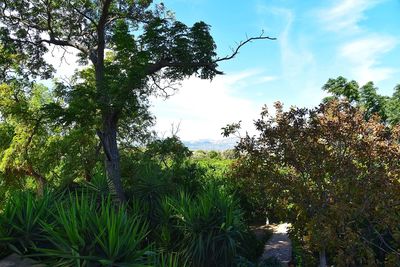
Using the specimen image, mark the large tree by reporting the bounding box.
[227,100,400,266]
[322,76,396,124]
[0,0,274,201]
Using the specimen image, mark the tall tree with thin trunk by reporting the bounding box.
[0,0,275,201]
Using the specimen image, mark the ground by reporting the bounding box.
[261,223,292,265]
[0,254,44,267]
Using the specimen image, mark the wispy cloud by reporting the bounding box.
[318,0,384,33]
[278,9,315,79]
[339,35,398,84]
[151,71,275,140]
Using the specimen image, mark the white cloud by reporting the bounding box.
[340,35,398,84]
[150,71,275,141]
[278,9,315,79]
[318,0,384,33]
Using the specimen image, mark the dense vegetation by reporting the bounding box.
[224,78,400,266]
[0,1,400,267]
[0,141,273,266]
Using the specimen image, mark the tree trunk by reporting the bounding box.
[319,248,327,267]
[27,165,45,196]
[98,112,126,202]
[93,0,123,201]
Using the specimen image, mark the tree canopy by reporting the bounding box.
[228,100,400,265]
[0,0,274,200]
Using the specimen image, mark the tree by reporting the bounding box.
[226,100,400,266]
[323,77,392,124]
[322,76,360,102]
[359,81,388,121]
[0,0,274,201]
[386,84,400,125]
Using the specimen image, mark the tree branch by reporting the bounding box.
[215,32,276,63]
[146,32,276,76]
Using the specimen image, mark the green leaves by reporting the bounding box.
[233,99,400,264]
[1,190,152,266]
[322,76,400,125]
[165,187,245,267]
[0,190,55,255]
[42,195,150,266]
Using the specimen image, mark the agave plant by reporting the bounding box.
[152,252,188,267]
[38,193,151,266]
[90,197,151,266]
[0,190,55,255]
[171,186,246,267]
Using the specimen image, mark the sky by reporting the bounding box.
[47,0,400,141]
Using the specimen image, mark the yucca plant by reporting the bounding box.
[0,190,55,255]
[38,193,151,266]
[172,186,246,267]
[83,171,115,199]
[132,176,172,227]
[90,197,151,266]
[152,197,183,252]
[152,252,188,267]
[37,192,98,266]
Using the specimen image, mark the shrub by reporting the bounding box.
[38,194,151,266]
[171,187,246,267]
[238,227,270,262]
[0,190,54,255]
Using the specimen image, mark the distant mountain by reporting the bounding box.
[183,138,238,151]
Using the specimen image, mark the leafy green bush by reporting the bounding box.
[237,228,268,262]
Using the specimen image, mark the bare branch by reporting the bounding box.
[215,32,276,63]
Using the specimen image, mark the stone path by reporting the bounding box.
[0,254,45,267]
[262,223,292,265]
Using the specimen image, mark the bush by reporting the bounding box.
[38,194,151,266]
[238,227,271,262]
[0,190,55,255]
[0,190,153,266]
[170,186,246,267]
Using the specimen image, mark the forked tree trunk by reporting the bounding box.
[93,0,124,202]
[98,112,126,202]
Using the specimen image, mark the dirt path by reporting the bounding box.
[261,223,292,265]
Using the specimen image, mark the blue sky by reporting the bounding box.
[46,0,400,141]
[151,0,400,140]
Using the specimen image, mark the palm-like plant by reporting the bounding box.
[38,194,151,266]
[172,187,245,267]
[0,190,54,255]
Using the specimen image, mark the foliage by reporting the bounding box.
[323,76,400,125]
[228,100,400,265]
[0,0,273,200]
[0,190,55,255]
[0,80,105,195]
[41,195,150,266]
[170,187,245,267]
[228,158,279,223]
[0,161,255,266]
[0,190,152,266]
[385,84,400,125]
[237,227,270,262]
